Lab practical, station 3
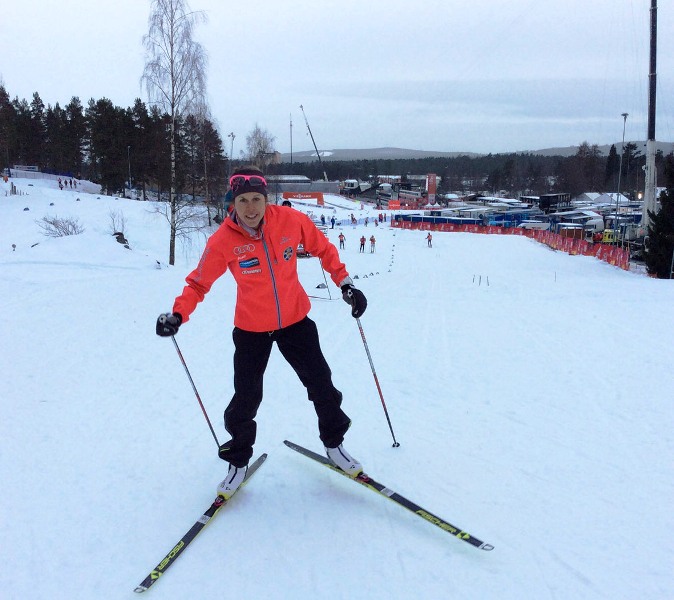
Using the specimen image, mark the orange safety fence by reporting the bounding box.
[390,220,630,270]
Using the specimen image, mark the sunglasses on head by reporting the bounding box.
[229,174,267,190]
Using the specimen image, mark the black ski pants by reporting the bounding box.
[221,316,351,467]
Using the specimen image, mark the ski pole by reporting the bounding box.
[319,259,333,299]
[355,317,400,447]
[171,336,221,448]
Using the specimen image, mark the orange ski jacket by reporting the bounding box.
[173,205,349,332]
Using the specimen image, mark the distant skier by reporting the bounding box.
[156,166,368,499]
[338,232,346,249]
[359,235,366,253]
[426,232,433,248]
[370,235,376,253]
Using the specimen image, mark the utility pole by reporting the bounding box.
[615,113,628,246]
[289,113,293,170]
[299,104,328,182]
[641,0,658,232]
[127,145,131,198]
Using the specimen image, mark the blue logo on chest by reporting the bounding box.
[238,257,260,269]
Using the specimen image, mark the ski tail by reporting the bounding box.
[134,453,267,593]
[284,440,493,551]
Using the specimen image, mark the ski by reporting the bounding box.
[284,440,493,551]
[134,453,267,593]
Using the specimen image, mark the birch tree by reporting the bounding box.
[141,0,207,265]
[246,123,276,169]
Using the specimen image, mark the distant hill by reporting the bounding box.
[524,141,674,157]
[281,141,674,162]
[280,147,481,163]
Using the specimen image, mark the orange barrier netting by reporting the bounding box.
[390,220,630,270]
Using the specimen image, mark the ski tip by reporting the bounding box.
[480,543,495,551]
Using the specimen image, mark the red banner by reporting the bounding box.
[282,191,324,206]
[426,173,437,205]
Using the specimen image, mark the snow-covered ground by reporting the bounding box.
[1,176,673,599]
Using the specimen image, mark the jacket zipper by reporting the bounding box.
[261,236,282,329]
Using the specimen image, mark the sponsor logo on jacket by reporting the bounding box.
[238,257,260,269]
[234,244,255,255]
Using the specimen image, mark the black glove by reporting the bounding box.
[156,312,182,336]
[341,284,367,318]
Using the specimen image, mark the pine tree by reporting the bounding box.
[0,84,16,170]
[129,98,153,200]
[64,97,86,178]
[12,98,32,164]
[644,154,674,278]
[604,144,619,189]
[85,98,132,193]
[29,93,47,166]
[44,103,68,173]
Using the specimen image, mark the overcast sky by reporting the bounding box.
[2,0,673,155]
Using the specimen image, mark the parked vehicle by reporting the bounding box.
[602,229,618,244]
[518,220,550,231]
[341,179,372,195]
[550,210,604,233]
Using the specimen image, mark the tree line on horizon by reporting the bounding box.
[2,82,673,203]
[0,85,229,204]
[2,84,672,202]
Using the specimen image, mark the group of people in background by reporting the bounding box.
[298,207,433,254]
[337,233,376,253]
[58,177,77,191]
[358,235,376,253]
[343,212,387,227]
[319,214,337,229]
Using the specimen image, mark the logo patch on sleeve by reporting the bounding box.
[283,246,294,261]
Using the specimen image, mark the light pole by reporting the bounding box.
[615,113,628,246]
[127,145,131,198]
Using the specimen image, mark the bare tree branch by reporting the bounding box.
[246,123,277,169]
[36,216,85,237]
